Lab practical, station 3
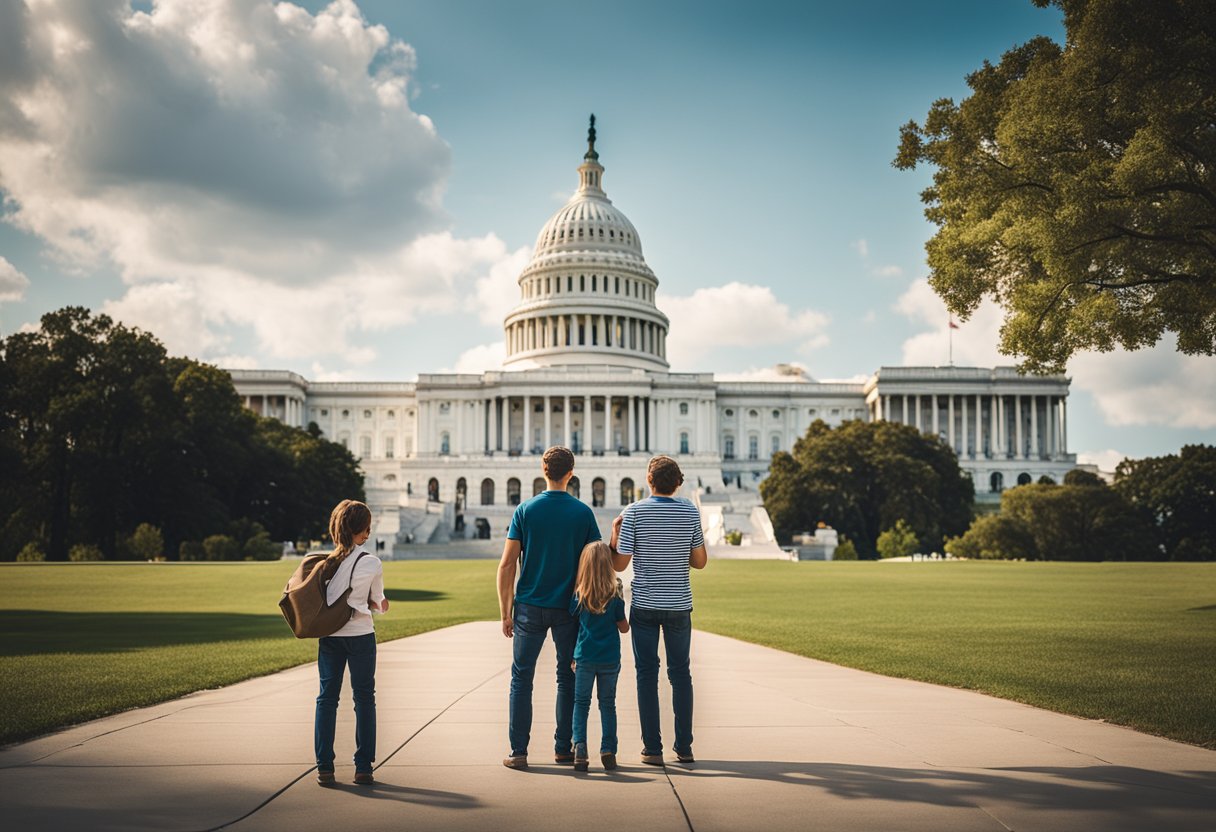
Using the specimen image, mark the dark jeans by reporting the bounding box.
[571,661,621,754]
[509,601,577,756]
[630,606,693,756]
[315,632,377,772]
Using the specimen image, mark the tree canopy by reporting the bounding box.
[895,0,1216,371]
[1115,445,1216,561]
[0,307,364,560]
[760,419,974,557]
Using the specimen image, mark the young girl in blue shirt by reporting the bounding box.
[568,540,629,771]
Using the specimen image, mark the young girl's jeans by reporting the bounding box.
[571,661,620,753]
[315,633,377,772]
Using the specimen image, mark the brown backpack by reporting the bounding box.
[278,551,369,639]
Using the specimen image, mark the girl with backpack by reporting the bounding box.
[314,499,387,786]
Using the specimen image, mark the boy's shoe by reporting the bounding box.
[503,754,529,769]
[573,743,589,772]
[600,751,617,770]
[316,770,336,786]
[554,752,575,764]
[354,771,375,785]
[676,752,695,764]
[640,751,664,766]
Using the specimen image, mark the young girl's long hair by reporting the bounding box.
[574,541,617,614]
[327,499,372,563]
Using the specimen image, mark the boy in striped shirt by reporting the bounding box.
[610,455,708,765]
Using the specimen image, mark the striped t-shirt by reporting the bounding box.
[617,496,705,611]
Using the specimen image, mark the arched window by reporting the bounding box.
[341,409,350,419]
[567,476,581,500]
[620,478,635,506]
[680,432,690,454]
[1017,472,1032,486]
[724,409,734,417]
[428,478,440,502]
[724,435,735,460]
[591,477,606,507]
[990,472,1005,493]
[455,478,467,511]
[533,477,545,497]
[440,432,450,455]
[748,435,759,460]
[360,436,372,458]
[383,473,397,484]
[363,409,372,419]
[507,478,522,506]
[772,409,781,419]
[679,402,689,416]
[771,434,781,455]
[481,478,495,506]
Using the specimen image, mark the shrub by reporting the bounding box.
[876,519,919,559]
[127,523,164,560]
[724,529,743,546]
[17,543,46,562]
[945,514,1037,560]
[178,540,205,561]
[833,537,858,561]
[243,529,281,561]
[202,534,241,561]
[69,543,104,562]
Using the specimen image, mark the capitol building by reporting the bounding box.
[229,120,1076,549]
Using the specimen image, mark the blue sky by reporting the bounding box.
[0,0,1212,470]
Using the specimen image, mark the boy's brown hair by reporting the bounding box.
[542,446,575,482]
[647,455,684,495]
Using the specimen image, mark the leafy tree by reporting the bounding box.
[761,419,974,557]
[202,534,241,562]
[1001,481,1157,561]
[126,523,165,560]
[945,514,1038,559]
[833,537,858,561]
[16,543,45,562]
[895,0,1216,371]
[1064,468,1106,487]
[1115,445,1216,560]
[69,543,104,562]
[877,519,920,559]
[179,540,205,561]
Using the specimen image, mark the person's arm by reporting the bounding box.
[611,512,633,572]
[689,544,708,570]
[368,561,388,612]
[615,598,629,633]
[346,556,381,615]
[497,538,522,638]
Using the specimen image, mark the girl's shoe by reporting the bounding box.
[316,770,336,786]
[640,750,664,766]
[600,751,617,770]
[573,743,589,772]
[354,771,375,785]
[676,752,695,764]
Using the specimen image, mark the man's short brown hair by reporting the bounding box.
[647,455,684,495]
[542,446,575,481]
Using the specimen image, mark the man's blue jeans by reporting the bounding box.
[630,606,693,756]
[315,632,377,772]
[571,661,620,754]
[509,602,577,756]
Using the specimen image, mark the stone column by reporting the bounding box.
[932,394,939,437]
[1062,398,1068,454]
[1030,394,1039,459]
[498,397,507,451]
[544,395,552,450]
[647,398,656,451]
[563,395,571,448]
[625,396,634,451]
[961,396,969,457]
[975,394,983,457]
[1014,395,1024,459]
[948,395,955,450]
[523,394,531,454]
[914,395,922,431]
[584,394,592,453]
[604,395,612,451]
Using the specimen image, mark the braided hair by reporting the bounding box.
[327,499,372,563]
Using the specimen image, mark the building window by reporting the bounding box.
[748,435,759,460]
[1017,472,1032,486]
[439,402,451,414]
[990,472,1004,493]
[533,477,545,497]
[428,478,440,502]
[507,478,522,506]
[772,409,781,419]
[680,432,689,454]
[831,408,840,417]
[724,436,735,459]
[341,410,350,419]
[385,437,394,459]
[361,436,372,458]
[679,402,689,416]
[808,408,817,417]
[620,478,635,506]
[384,473,397,484]
[749,409,759,419]
[771,434,781,454]
[321,409,329,417]
[440,432,450,455]
[481,478,494,505]
[363,409,372,419]
[387,410,395,419]
[592,477,606,507]
[567,475,581,500]
[724,409,734,417]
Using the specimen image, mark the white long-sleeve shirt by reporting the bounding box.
[324,546,386,637]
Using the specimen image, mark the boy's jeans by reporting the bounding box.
[571,661,621,754]
[315,632,377,772]
[630,606,693,756]
[509,602,577,756]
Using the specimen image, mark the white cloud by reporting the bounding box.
[862,309,876,324]
[1076,449,1129,473]
[0,1,531,364]
[1069,336,1216,429]
[0,256,30,302]
[472,246,531,326]
[660,282,830,370]
[895,278,1005,367]
[871,265,903,277]
[851,239,869,259]
[443,341,506,374]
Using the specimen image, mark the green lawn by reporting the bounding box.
[2,560,1214,749]
[0,561,499,745]
[691,560,1216,748]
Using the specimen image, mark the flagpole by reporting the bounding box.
[948,316,953,366]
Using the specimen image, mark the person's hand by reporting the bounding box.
[379,598,390,613]
[612,514,623,536]
[502,615,514,638]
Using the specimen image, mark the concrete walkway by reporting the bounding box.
[2,621,1213,831]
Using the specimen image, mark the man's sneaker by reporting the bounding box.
[640,751,664,766]
[573,743,589,772]
[354,770,375,785]
[554,752,575,764]
[316,770,336,786]
[503,754,529,770]
[601,751,617,770]
[676,751,695,764]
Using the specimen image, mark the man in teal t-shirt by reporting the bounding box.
[496,446,600,769]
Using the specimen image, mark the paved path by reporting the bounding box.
[2,622,1214,831]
